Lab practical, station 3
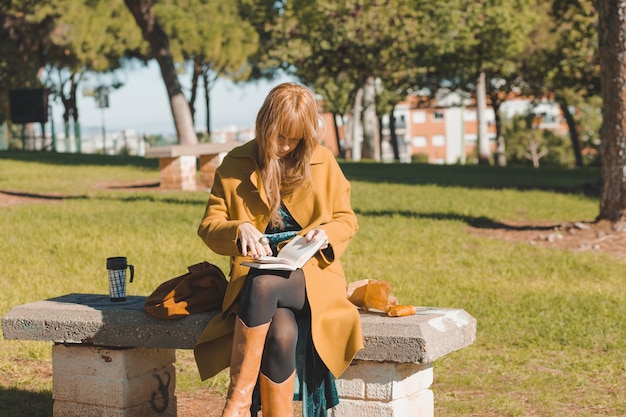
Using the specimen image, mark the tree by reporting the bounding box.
[270,0,428,161]
[523,0,600,168]
[431,0,539,165]
[0,0,57,146]
[550,0,599,168]
[41,0,145,150]
[376,79,410,162]
[313,74,357,158]
[3,0,149,151]
[154,0,258,136]
[597,0,626,221]
[124,0,197,145]
[236,0,288,80]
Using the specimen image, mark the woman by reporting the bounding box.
[194,83,363,417]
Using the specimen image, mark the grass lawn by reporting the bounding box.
[1,150,624,417]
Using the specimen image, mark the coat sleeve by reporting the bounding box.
[197,169,246,257]
[314,156,358,266]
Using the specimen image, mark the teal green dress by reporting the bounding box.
[251,204,339,417]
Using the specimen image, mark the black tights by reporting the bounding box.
[239,269,307,383]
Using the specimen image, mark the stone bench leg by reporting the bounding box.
[332,360,434,417]
[158,155,197,190]
[52,344,177,417]
[198,153,220,189]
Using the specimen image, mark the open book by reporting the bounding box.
[241,235,326,271]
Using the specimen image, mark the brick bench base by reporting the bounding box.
[145,142,239,190]
[53,345,176,417]
[334,361,434,417]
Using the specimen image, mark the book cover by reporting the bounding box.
[241,235,326,271]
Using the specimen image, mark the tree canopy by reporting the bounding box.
[0,0,610,179]
[153,0,259,134]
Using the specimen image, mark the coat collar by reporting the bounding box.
[228,139,326,212]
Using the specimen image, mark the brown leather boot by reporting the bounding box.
[259,370,296,417]
[221,317,271,417]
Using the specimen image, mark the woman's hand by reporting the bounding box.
[305,227,329,250]
[238,222,272,257]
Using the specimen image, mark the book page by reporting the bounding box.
[239,262,298,271]
[240,235,326,270]
[248,256,294,266]
[275,235,325,268]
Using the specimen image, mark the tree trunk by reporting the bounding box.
[60,74,77,127]
[189,58,202,125]
[361,77,380,161]
[60,73,81,151]
[389,108,400,162]
[556,97,583,168]
[597,0,626,221]
[332,112,345,158]
[124,0,197,145]
[476,70,491,165]
[523,136,548,168]
[378,115,384,159]
[492,99,506,167]
[70,75,79,142]
[202,67,211,136]
[351,87,363,161]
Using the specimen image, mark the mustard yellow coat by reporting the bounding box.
[193,140,364,380]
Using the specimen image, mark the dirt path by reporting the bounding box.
[467,218,626,258]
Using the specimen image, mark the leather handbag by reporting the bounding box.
[144,261,228,320]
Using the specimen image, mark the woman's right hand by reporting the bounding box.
[238,222,272,257]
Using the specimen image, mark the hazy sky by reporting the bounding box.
[50,62,295,135]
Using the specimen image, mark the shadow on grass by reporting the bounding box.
[340,161,601,197]
[0,189,207,207]
[0,149,157,169]
[106,181,161,189]
[1,150,602,197]
[0,190,92,205]
[113,194,208,206]
[355,209,560,231]
[0,190,65,201]
[0,387,52,417]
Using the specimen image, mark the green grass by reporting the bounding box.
[1,150,624,416]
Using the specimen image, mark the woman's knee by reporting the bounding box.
[264,312,297,356]
[243,274,278,303]
[267,326,297,352]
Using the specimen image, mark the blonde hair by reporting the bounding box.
[255,82,320,228]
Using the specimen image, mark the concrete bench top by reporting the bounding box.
[2,293,476,364]
[144,142,239,158]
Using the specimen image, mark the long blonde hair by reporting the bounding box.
[255,83,320,228]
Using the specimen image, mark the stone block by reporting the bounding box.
[336,360,433,402]
[52,345,175,379]
[52,345,176,417]
[159,155,196,190]
[53,396,177,417]
[198,153,221,189]
[53,364,175,407]
[391,363,433,400]
[334,365,366,399]
[331,389,434,417]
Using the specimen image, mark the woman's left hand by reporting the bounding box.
[305,227,329,249]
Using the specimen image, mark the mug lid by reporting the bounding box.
[106,256,128,269]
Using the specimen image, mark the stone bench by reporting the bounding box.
[1,293,476,417]
[145,142,239,190]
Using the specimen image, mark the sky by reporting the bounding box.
[50,62,295,136]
